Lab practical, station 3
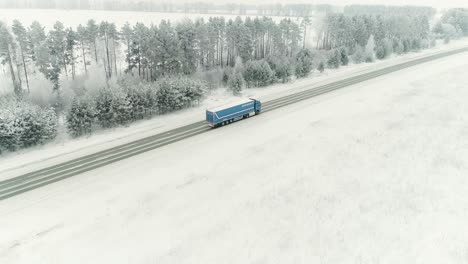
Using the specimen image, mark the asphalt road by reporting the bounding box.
[1,47,468,201]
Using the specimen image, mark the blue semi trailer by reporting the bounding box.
[206,98,262,127]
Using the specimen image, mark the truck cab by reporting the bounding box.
[251,98,262,114]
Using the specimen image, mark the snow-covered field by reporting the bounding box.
[0,8,295,29]
[1,39,468,263]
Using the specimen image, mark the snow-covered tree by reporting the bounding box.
[121,22,133,73]
[0,21,21,95]
[12,20,31,92]
[95,87,122,128]
[364,34,375,62]
[0,97,57,153]
[86,19,99,63]
[77,24,89,74]
[295,48,314,78]
[351,44,365,63]
[243,60,274,87]
[376,45,385,60]
[227,71,245,95]
[155,20,182,76]
[49,21,68,78]
[27,21,46,62]
[317,61,325,73]
[66,96,95,137]
[327,49,341,69]
[176,19,198,75]
[156,77,207,113]
[339,47,349,66]
[65,27,78,79]
[267,55,294,83]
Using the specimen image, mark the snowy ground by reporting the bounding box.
[1,37,468,181]
[1,39,468,263]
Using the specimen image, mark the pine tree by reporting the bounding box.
[267,55,294,83]
[243,60,274,87]
[108,23,119,76]
[49,21,68,78]
[364,34,375,62]
[195,18,210,68]
[65,27,78,79]
[155,20,181,76]
[28,21,46,62]
[12,20,31,92]
[317,61,325,73]
[376,45,385,60]
[99,21,113,79]
[236,19,254,63]
[327,49,341,69]
[86,19,99,63]
[352,44,365,63]
[301,16,312,49]
[35,41,62,93]
[176,19,198,75]
[0,22,21,95]
[295,48,314,78]
[121,22,133,73]
[128,22,149,78]
[77,24,89,75]
[227,71,244,95]
[95,87,115,128]
[66,96,95,137]
[340,47,349,66]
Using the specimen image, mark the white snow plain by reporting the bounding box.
[1,42,468,263]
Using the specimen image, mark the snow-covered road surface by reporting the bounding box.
[2,45,468,264]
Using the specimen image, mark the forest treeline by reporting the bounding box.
[1,7,467,153]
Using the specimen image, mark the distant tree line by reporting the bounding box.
[433,8,468,43]
[316,13,431,51]
[344,5,436,18]
[0,17,305,96]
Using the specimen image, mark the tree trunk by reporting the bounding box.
[112,40,118,76]
[105,33,112,78]
[63,54,68,79]
[6,45,20,95]
[303,26,307,49]
[19,44,30,93]
[103,58,109,86]
[81,42,88,75]
[71,49,75,80]
[14,55,23,89]
[138,58,141,78]
[94,39,98,63]
[126,39,131,70]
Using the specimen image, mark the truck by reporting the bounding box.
[205,98,262,128]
